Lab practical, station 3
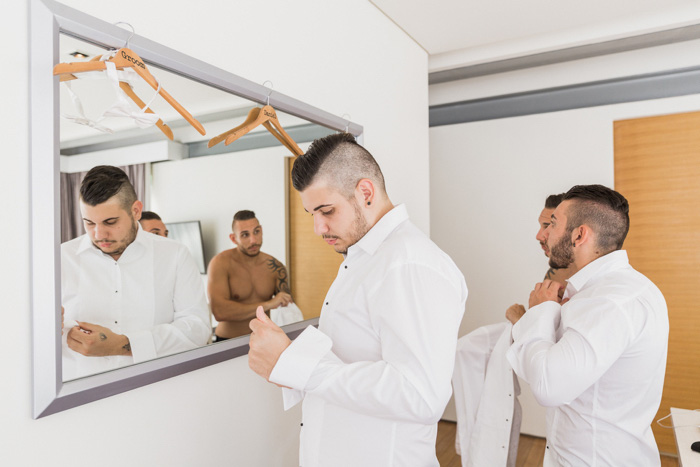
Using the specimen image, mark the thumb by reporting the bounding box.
[77,321,95,331]
[256,306,270,323]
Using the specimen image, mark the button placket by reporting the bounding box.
[112,261,123,330]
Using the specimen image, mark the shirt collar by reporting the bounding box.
[349,204,408,257]
[565,250,629,297]
[75,222,148,260]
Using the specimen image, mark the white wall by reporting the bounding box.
[150,146,290,268]
[2,0,427,465]
[431,40,700,435]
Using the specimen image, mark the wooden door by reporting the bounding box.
[614,110,700,455]
[286,157,343,319]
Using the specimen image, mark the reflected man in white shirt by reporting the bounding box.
[506,184,669,466]
[248,133,468,467]
[61,165,210,380]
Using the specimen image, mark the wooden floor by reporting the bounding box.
[436,420,679,467]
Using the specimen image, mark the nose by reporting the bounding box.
[542,227,550,241]
[94,223,107,240]
[536,228,545,243]
[313,215,329,236]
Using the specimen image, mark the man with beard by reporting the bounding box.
[61,165,210,380]
[506,192,574,323]
[506,184,669,466]
[537,193,574,283]
[207,210,292,341]
[247,133,468,467]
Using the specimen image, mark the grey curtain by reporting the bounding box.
[60,164,146,243]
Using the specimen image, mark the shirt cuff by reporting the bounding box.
[269,325,332,391]
[280,387,305,410]
[511,301,561,343]
[124,330,157,363]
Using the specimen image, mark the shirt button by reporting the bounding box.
[344,265,347,269]
[325,302,329,305]
[115,290,119,293]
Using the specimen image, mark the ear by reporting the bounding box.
[571,224,592,248]
[355,178,375,206]
[229,233,238,246]
[132,200,143,221]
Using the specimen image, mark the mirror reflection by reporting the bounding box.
[58,34,329,381]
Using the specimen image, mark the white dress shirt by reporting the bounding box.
[506,250,669,466]
[61,226,210,380]
[269,204,468,467]
[453,322,521,467]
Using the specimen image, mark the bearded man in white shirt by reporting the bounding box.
[248,132,468,467]
[61,165,210,380]
[506,184,669,466]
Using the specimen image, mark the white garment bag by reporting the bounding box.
[453,322,522,467]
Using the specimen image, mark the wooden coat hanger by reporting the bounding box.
[53,48,205,137]
[208,103,304,156]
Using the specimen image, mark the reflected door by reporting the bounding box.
[287,157,343,319]
[614,110,700,455]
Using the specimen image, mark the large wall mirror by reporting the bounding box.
[30,0,362,418]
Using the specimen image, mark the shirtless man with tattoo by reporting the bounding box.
[506,193,575,323]
[207,210,293,340]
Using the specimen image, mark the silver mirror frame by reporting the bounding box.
[30,0,362,418]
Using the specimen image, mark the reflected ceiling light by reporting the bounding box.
[69,51,89,59]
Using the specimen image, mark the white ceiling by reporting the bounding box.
[370,0,700,71]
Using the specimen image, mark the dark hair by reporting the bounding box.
[80,165,137,210]
[140,211,162,221]
[562,184,630,251]
[232,210,256,231]
[544,193,565,209]
[291,132,385,198]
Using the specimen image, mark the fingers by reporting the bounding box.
[256,306,268,321]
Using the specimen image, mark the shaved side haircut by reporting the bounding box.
[232,209,257,231]
[291,133,386,198]
[563,184,630,252]
[80,165,137,211]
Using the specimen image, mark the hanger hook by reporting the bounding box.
[262,80,274,106]
[114,22,136,49]
[341,113,352,133]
